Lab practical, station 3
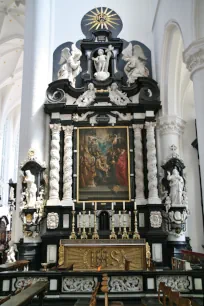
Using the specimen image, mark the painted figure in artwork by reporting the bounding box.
[167,168,184,205]
[122,43,149,85]
[24,170,37,207]
[78,128,130,201]
[58,44,82,87]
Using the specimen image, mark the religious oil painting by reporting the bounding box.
[77,126,130,202]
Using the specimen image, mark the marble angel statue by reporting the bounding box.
[24,170,37,207]
[122,43,149,85]
[58,44,82,88]
[6,241,18,263]
[92,45,114,81]
[167,168,184,205]
[75,83,96,107]
[108,82,130,105]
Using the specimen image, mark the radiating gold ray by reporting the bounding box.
[85,20,97,26]
[101,7,103,14]
[107,17,120,20]
[106,21,115,29]
[86,14,96,18]
[101,23,104,29]
[90,10,98,16]
[106,9,113,16]
[89,22,99,30]
[107,20,120,26]
[104,7,108,14]
[96,22,101,30]
[108,13,118,17]
[95,7,100,14]
[104,23,108,30]
[85,18,97,21]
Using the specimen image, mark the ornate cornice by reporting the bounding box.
[157,115,186,136]
[183,38,204,77]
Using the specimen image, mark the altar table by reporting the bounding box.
[59,239,146,271]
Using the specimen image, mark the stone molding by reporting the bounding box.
[183,38,204,77]
[157,115,186,136]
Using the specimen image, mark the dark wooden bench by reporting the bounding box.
[0,260,29,272]
[1,280,48,306]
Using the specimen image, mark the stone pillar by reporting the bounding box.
[157,115,186,162]
[145,122,161,204]
[47,124,61,205]
[13,0,53,242]
[133,124,147,204]
[61,125,73,206]
[183,38,204,215]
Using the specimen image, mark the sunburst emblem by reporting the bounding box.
[85,7,120,31]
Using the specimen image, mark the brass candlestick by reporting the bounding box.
[78,212,82,236]
[88,212,92,236]
[92,209,99,239]
[69,210,77,239]
[122,210,129,239]
[110,210,117,239]
[118,211,122,236]
[81,210,88,239]
[133,209,140,239]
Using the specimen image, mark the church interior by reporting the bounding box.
[0,0,203,305]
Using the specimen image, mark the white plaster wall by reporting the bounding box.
[182,83,203,252]
[53,0,153,50]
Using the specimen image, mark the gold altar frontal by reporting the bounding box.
[59,239,146,271]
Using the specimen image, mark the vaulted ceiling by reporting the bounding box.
[0,0,25,125]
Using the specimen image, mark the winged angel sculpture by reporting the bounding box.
[58,44,82,88]
[122,43,149,85]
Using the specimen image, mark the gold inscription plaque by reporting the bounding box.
[59,240,146,271]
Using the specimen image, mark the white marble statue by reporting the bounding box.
[24,170,37,207]
[122,43,149,85]
[6,241,18,263]
[108,82,130,105]
[92,45,114,81]
[58,44,82,88]
[76,83,96,107]
[167,169,184,205]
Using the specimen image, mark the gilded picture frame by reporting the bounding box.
[77,126,131,202]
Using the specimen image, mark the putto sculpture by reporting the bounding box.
[108,82,130,105]
[6,241,18,263]
[122,43,149,85]
[92,45,114,81]
[58,44,82,87]
[76,83,96,107]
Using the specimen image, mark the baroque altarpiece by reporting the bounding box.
[17,7,190,271]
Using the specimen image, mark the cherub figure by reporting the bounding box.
[6,241,18,263]
[92,49,107,72]
[108,82,130,105]
[76,83,96,107]
[58,44,82,88]
[122,43,149,85]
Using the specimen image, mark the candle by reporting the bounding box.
[72,203,75,210]
[123,201,125,210]
[134,201,137,210]
[119,210,121,215]
[89,211,91,215]
[79,212,81,216]
[111,202,114,210]
[95,202,97,211]
[83,202,85,211]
